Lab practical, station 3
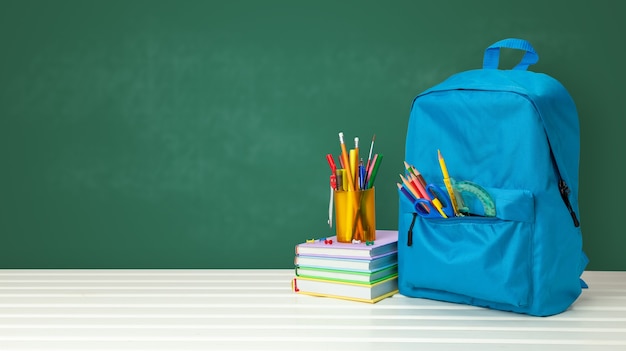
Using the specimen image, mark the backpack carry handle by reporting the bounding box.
[483,38,539,71]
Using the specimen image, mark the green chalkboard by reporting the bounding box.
[1,0,625,270]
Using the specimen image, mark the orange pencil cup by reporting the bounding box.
[334,187,376,243]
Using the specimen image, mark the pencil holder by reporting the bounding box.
[334,187,376,243]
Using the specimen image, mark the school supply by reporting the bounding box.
[330,132,382,192]
[398,38,588,316]
[326,154,338,227]
[338,132,355,191]
[452,179,496,217]
[327,132,382,242]
[295,264,398,284]
[398,174,454,219]
[295,251,396,271]
[293,230,399,303]
[292,275,398,304]
[438,150,460,216]
[334,187,376,243]
[365,134,376,173]
[295,229,398,259]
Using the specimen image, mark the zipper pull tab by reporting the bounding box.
[559,179,580,227]
[407,213,417,246]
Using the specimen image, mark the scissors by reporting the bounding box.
[413,184,455,218]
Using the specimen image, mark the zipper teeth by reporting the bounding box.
[559,179,580,227]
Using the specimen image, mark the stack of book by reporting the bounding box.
[292,230,399,303]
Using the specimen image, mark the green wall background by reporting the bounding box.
[1,0,624,270]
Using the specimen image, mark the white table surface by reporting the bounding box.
[0,269,624,351]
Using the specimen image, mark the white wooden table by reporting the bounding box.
[0,270,624,350]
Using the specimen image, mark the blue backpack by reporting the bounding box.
[398,38,588,316]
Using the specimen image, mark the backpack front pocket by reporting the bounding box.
[398,188,534,308]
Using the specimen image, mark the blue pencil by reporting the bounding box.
[397,183,416,202]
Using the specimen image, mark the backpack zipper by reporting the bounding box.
[558,179,580,227]
[548,145,580,228]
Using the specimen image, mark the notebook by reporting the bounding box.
[292,275,398,303]
[295,230,398,259]
[295,264,398,284]
[294,251,397,272]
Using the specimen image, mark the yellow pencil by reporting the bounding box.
[349,149,357,190]
[438,149,459,216]
[338,132,355,191]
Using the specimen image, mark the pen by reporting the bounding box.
[438,150,459,216]
[359,162,366,190]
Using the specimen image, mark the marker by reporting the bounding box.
[335,169,344,191]
[338,132,355,191]
[326,154,337,175]
[366,154,383,189]
[438,150,459,216]
[326,154,338,190]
